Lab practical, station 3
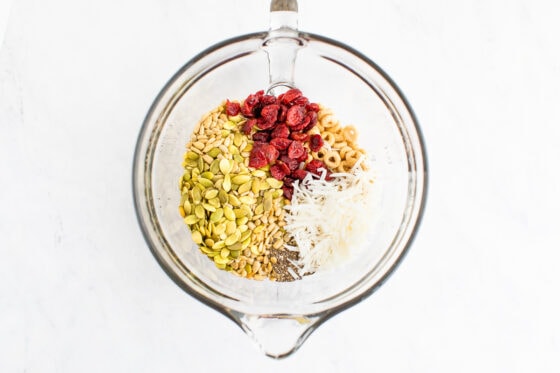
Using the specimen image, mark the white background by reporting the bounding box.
[1,0,558,372]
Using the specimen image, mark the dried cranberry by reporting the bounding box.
[280,155,299,171]
[306,103,320,112]
[271,124,290,138]
[287,140,306,159]
[301,111,318,132]
[225,100,240,116]
[252,141,267,151]
[283,177,295,188]
[296,151,308,162]
[306,159,327,174]
[281,88,303,105]
[252,131,270,142]
[249,148,268,168]
[309,134,324,152]
[261,95,277,105]
[270,162,290,180]
[260,104,279,123]
[256,117,276,130]
[263,144,279,163]
[241,118,256,135]
[270,137,292,151]
[277,105,289,122]
[292,169,308,180]
[293,96,309,106]
[282,185,293,200]
[286,105,305,127]
[279,161,291,174]
[290,132,309,142]
[241,93,260,117]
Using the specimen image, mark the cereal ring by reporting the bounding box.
[336,163,346,173]
[342,159,356,170]
[333,141,347,150]
[346,150,361,162]
[323,132,336,146]
[343,125,358,143]
[324,151,342,169]
[334,132,344,142]
[330,123,341,134]
[321,115,338,128]
[313,149,327,161]
[339,146,353,159]
[317,108,333,121]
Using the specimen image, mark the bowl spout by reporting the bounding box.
[235,313,321,359]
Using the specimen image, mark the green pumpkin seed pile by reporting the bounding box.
[179,104,295,281]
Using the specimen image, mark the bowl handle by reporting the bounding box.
[264,0,303,95]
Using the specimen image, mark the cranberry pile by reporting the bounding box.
[225,89,329,200]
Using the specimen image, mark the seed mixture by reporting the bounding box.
[179,89,374,281]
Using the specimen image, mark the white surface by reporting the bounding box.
[1,1,558,372]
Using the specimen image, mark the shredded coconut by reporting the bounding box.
[283,158,376,277]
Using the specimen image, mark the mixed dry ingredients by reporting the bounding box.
[179,89,375,281]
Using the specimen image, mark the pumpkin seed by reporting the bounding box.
[192,187,202,203]
[194,205,206,219]
[228,242,243,251]
[223,174,231,192]
[239,195,256,205]
[197,156,204,171]
[231,174,251,185]
[182,199,192,215]
[204,188,218,200]
[201,171,214,180]
[210,159,220,174]
[228,144,239,155]
[225,221,237,236]
[200,245,214,255]
[214,255,229,265]
[184,215,198,225]
[210,208,224,222]
[266,178,283,189]
[208,197,221,208]
[237,180,252,194]
[233,208,246,218]
[198,178,214,188]
[223,206,236,221]
[240,230,252,242]
[263,191,273,211]
[183,170,191,181]
[219,158,232,174]
[223,120,236,130]
[191,230,203,244]
[202,203,216,212]
[186,151,199,160]
[254,203,264,215]
[228,194,241,207]
[225,230,241,246]
[208,147,221,158]
[218,190,229,204]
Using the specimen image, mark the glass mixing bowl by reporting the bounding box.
[133,0,427,359]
